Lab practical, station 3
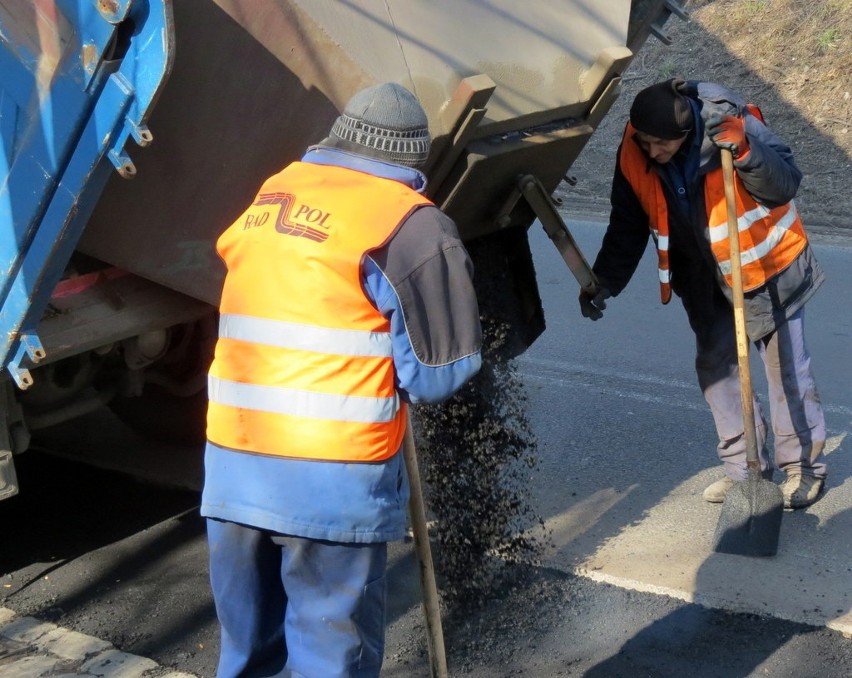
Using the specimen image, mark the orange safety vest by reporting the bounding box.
[206,161,431,462]
[618,122,808,304]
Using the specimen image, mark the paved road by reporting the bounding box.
[1,217,850,677]
[522,218,852,634]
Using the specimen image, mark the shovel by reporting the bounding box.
[402,411,449,678]
[712,148,784,558]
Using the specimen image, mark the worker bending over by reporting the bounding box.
[580,79,826,509]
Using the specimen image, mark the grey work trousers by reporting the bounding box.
[692,295,827,481]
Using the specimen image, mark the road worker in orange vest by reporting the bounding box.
[201,83,482,678]
[579,79,826,510]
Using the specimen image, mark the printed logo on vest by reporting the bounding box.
[249,192,332,242]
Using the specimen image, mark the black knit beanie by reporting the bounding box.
[629,79,693,139]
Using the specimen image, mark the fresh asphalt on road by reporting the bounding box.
[1,217,850,677]
[520,218,852,635]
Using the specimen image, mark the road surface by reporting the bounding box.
[1,218,850,677]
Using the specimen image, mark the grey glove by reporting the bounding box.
[579,286,611,321]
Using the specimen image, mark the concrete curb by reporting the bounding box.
[0,607,197,678]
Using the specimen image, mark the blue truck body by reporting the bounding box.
[1,0,176,386]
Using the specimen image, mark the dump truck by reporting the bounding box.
[0,0,686,500]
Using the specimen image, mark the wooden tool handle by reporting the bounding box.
[402,412,449,678]
[722,149,760,473]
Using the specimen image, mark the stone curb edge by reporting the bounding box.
[0,607,198,678]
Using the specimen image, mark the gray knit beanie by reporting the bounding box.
[630,78,693,140]
[324,83,431,167]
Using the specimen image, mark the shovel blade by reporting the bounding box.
[712,479,784,557]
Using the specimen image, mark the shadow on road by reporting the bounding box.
[582,507,852,678]
[1,445,219,675]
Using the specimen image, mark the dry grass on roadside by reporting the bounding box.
[688,0,851,144]
[562,1,852,227]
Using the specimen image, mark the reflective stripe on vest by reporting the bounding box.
[703,169,806,288]
[618,122,807,301]
[208,375,399,423]
[218,314,393,358]
[206,161,430,462]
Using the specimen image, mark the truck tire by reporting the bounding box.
[107,386,208,447]
[107,317,215,446]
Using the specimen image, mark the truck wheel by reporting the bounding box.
[107,316,215,446]
[107,386,208,447]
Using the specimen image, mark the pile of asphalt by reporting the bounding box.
[413,234,551,610]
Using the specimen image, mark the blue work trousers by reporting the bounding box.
[693,301,827,481]
[206,519,388,678]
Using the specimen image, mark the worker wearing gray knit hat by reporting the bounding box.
[322,82,431,167]
[579,78,826,511]
[203,82,481,678]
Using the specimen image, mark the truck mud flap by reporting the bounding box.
[0,449,18,500]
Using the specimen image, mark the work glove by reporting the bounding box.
[706,114,750,159]
[579,286,611,321]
